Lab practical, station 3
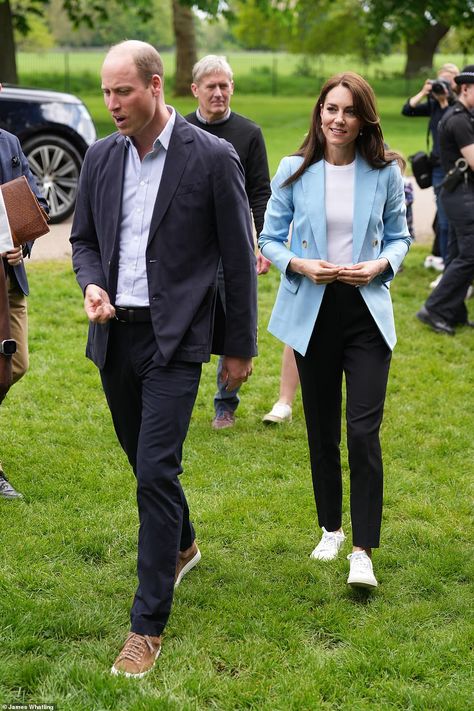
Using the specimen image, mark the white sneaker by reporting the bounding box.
[347,551,378,588]
[262,402,292,424]
[424,255,444,271]
[310,527,345,561]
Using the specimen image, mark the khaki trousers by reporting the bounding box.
[6,274,28,385]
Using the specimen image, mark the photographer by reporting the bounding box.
[417,65,474,335]
[402,63,459,263]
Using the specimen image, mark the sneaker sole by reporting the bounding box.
[174,549,202,588]
[110,649,161,678]
[347,577,378,589]
[262,414,292,424]
[310,551,340,561]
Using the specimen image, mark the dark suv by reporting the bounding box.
[0,85,97,223]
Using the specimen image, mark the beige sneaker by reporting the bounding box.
[262,402,292,424]
[111,632,162,677]
[175,541,201,588]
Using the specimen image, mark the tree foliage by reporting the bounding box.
[233,0,473,75]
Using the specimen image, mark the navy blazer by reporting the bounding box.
[0,129,49,295]
[71,112,258,369]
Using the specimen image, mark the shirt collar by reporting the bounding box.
[195,107,231,125]
[125,106,176,152]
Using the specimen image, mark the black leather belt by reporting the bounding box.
[115,306,151,323]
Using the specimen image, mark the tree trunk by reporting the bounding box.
[172,0,197,97]
[404,23,450,78]
[0,0,18,84]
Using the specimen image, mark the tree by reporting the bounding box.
[172,0,228,96]
[362,0,474,76]
[0,0,152,83]
[172,0,197,95]
[1,0,218,97]
[233,0,473,76]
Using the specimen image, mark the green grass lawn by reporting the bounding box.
[0,245,473,709]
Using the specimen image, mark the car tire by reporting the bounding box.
[23,134,82,224]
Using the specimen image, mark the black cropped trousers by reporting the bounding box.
[294,281,392,549]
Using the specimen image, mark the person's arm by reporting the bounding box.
[460,143,474,170]
[258,158,298,275]
[401,81,432,115]
[244,128,272,274]
[258,159,341,285]
[338,164,412,287]
[377,164,412,279]
[70,148,111,312]
[213,141,257,385]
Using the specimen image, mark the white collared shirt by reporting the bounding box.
[115,107,176,307]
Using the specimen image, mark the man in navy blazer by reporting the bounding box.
[0,106,48,499]
[70,40,257,677]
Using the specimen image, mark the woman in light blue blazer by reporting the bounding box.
[259,72,412,589]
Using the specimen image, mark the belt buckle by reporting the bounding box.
[115,307,131,323]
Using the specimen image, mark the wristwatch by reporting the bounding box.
[0,339,17,355]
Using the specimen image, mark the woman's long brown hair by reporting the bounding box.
[282,72,405,187]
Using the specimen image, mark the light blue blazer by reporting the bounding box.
[258,153,412,354]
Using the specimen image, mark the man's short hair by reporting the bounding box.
[192,55,233,85]
[108,40,164,84]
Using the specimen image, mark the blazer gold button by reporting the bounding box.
[372,239,379,247]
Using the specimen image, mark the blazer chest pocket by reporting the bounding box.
[174,179,207,197]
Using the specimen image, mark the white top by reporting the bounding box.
[324,160,355,266]
[115,107,176,307]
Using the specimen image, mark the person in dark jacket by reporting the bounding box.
[402,63,459,264]
[186,55,271,429]
[0,84,49,498]
[417,65,474,335]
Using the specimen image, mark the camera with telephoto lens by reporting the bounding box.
[430,78,451,96]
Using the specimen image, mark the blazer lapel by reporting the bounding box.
[0,132,10,183]
[352,154,379,263]
[148,116,194,243]
[301,161,327,260]
[104,136,127,248]
[103,136,126,300]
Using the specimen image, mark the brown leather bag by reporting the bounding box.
[0,175,49,246]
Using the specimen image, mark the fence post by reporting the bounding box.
[64,50,70,93]
[272,56,278,96]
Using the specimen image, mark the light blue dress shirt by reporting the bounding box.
[115,107,176,307]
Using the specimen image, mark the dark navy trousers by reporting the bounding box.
[100,319,201,636]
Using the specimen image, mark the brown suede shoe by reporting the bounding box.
[212,411,235,429]
[111,632,162,678]
[175,541,201,588]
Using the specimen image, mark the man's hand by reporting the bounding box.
[337,259,389,286]
[84,284,116,323]
[1,247,23,267]
[256,250,271,275]
[289,257,341,284]
[220,356,253,392]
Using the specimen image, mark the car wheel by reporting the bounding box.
[23,134,82,224]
